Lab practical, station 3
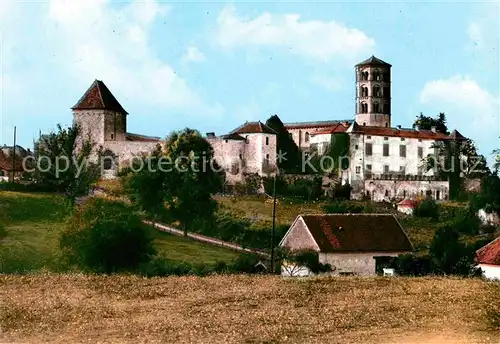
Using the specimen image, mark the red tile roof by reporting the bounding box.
[231,121,277,135]
[351,124,453,140]
[0,149,27,172]
[72,80,128,115]
[397,199,419,208]
[299,214,413,253]
[476,236,500,266]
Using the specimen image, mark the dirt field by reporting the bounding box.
[1,274,499,343]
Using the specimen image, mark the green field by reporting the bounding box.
[0,191,238,272]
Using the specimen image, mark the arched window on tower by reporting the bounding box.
[373,71,381,81]
[385,122,389,128]
[361,71,369,81]
[361,86,368,97]
[373,86,381,97]
[373,102,380,113]
[361,103,368,114]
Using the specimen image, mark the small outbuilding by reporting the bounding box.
[397,199,419,215]
[476,236,500,281]
[279,214,413,276]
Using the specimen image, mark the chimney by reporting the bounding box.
[431,126,436,133]
[206,132,215,138]
[396,125,401,130]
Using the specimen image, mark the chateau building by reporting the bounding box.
[73,55,463,200]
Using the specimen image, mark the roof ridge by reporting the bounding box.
[476,235,500,254]
[95,80,105,107]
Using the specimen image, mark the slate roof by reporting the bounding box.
[284,120,353,130]
[230,121,277,135]
[126,133,161,142]
[221,133,246,141]
[356,55,392,67]
[298,214,413,253]
[72,80,128,115]
[350,124,456,141]
[449,129,466,140]
[476,236,500,266]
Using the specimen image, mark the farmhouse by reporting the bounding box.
[0,146,30,182]
[397,199,419,215]
[279,214,413,276]
[476,236,500,280]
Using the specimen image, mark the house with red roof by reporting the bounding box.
[279,214,413,276]
[397,199,419,215]
[0,146,31,182]
[476,237,500,280]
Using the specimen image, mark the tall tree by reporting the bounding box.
[413,112,449,134]
[34,124,100,205]
[265,115,301,173]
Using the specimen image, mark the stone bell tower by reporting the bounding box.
[355,56,392,128]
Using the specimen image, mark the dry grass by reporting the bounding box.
[1,274,498,343]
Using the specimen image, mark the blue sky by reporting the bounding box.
[1,1,499,162]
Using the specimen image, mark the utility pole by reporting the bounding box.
[11,126,16,183]
[270,173,277,273]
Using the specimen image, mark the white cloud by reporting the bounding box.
[214,5,375,63]
[419,75,499,155]
[47,0,221,115]
[181,46,206,64]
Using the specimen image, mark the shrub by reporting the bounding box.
[287,177,322,200]
[60,198,156,273]
[327,182,352,201]
[323,202,363,214]
[413,197,440,219]
[242,173,262,194]
[390,254,432,276]
[229,253,262,273]
[262,175,288,196]
[0,223,6,239]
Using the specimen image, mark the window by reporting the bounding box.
[354,144,359,150]
[110,133,114,140]
[400,166,406,174]
[385,122,388,128]
[265,137,269,145]
[367,135,371,139]
[266,154,270,159]
[239,154,243,160]
[245,135,249,144]
[385,190,389,197]
[384,137,388,141]
[363,122,366,126]
[373,86,381,97]
[355,166,361,174]
[399,145,406,157]
[373,71,381,81]
[436,190,441,200]
[403,190,406,198]
[305,132,309,142]
[365,142,373,156]
[361,71,369,81]
[366,164,372,171]
[418,146,423,159]
[361,86,368,97]
[225,139,228,143]
[361,103,368,113]
[383,144,389,156]
[373,102,380,113]
[383,165,389,174]
[400,138,405,141]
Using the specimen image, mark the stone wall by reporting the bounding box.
[207,137,245,184]
[103,141,161,166]
[319,252,401,276]
[74,110,105,147]
[361,179,449,201]
[103,111,126,141]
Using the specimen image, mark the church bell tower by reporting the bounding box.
[355,56,392,128]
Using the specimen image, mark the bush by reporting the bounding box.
[0,223,6,239]
[323,201,363,214]
[287,177,322,200]
[60,198,156,273]
[327,182,352,201]
[390,254,432,276]
[0,182,55,193]
[413,197,440,219]
[262,175,288,196]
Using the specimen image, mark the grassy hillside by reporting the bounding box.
[0,192,238,272]
[0,274,498,343]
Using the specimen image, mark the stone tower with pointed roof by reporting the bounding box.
[72,80,128,146]
[355,56,392,128]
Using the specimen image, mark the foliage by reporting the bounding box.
[389,254,432,276]
[287,176,323,200]
[265,114,301,173]
[325,133,350,171]
[33,123,100,205]
[469,173,500,216]
[278,248,331,275]
[242,173,262,194]
[413,197,440,219]
[326,182,352,201]
[413,112,448,134]
[60,198,156,273]
[323,201,364,214]
[262,175,288,195]
[0,224,6,239]
[429,224,479,276]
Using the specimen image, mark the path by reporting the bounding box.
[143,220,269,257]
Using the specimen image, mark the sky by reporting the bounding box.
[1,0,499,163]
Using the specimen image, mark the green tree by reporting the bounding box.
[413,112,448,133]
[34,124,100,205]
[60,198,156,273]
[265,114,301,172]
